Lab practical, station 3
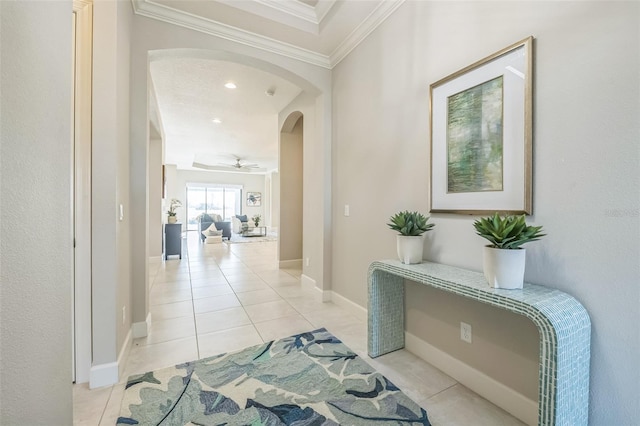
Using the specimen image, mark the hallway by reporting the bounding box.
[73,232,524,425]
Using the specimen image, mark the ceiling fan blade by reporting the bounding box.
[192,161,267,173]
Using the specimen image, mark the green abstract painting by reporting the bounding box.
[446,76,504,193]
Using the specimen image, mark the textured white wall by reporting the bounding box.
[0,1,73,423]
[331,2,639,424]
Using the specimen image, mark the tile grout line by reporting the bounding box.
[96,383,116,426]
[226,247,268,344]
[183,235,202,360]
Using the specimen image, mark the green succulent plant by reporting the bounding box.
[473,212,545,249]
[387,211,435,236]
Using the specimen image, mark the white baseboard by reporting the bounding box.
[300,274,316,291]
[90,325,134,388]
[148,255,162,264]
[330,291,367,322]
[132,313,150,338]
[405,332,537,426]
[89,362,119,389]
[301,274,321,302]
[300,274,332,302]
[117,327,132,381]
[279,259,302,269]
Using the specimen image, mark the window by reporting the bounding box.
[185,184,242,231]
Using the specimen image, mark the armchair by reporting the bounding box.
[232,215,254,235]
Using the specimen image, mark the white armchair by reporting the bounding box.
[232,216,254,234]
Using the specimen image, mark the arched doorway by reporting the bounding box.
[120,46,333,382]
[279,112,304,268]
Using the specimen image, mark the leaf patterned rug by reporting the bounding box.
[117,328,430,425]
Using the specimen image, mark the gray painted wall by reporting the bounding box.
[280,117,304,262]
[0,1,73,423]
[92,0,133,376]
[331,2,639,424]
[279,92,330,289]
[149,138,163,257]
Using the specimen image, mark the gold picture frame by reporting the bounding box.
[429,36,533,215]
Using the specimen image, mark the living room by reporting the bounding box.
[2,1,638,425]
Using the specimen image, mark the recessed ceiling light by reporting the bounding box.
[212,118,222,124]
[224,82,237,89]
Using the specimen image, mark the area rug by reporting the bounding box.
[225,234,278,244]
[117,328,430,425]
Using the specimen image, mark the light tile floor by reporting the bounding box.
[73,232,525,425]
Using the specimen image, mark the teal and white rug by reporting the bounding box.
[117,328,430,425]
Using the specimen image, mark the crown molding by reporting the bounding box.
[133,0,332,69]
[132,0,404,70]
[329,0,405,67]
[216,0,320,34]
[254,0,318,24]
[314,0,337,23]
[253,0,338,26]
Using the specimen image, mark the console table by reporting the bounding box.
[368,260,590,426]
[164,223,182,260]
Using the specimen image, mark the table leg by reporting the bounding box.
[368,269,405,358]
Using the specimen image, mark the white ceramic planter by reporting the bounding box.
[483,246,526,289]
[168,215,177,224]
[397,235,425,264]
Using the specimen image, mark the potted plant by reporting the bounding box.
[387,211,435,264]
[251,214,261,227]
[473,212,545,289]
[167,198,182,224]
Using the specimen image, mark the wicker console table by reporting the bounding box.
[368,259,590,426]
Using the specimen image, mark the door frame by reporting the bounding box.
[72,0,93,384]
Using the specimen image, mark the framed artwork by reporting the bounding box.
[430,36,533,214]
[246,192,261,207]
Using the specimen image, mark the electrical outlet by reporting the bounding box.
[344,205,350,216]
[305,258,310,266]
[460,322,472,343]
[122,306,126,325]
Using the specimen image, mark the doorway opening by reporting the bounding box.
[279,112,303,269]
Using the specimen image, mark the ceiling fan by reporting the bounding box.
[192,157,267,173]
[221,158,261,170]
